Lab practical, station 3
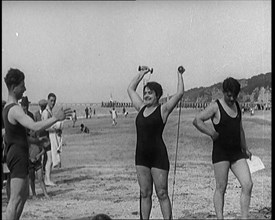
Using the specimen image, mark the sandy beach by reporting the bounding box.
[1,108,271,219]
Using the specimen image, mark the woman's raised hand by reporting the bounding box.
[138,66,153,74]
[178,66,185,74]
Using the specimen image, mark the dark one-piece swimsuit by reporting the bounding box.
[211,100,247,164]
[135,105,170,171]
[3,103,29,178]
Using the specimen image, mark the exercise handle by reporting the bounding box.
[138,66,153,74]
[178,66,185,74]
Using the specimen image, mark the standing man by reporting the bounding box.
[42,93,61,186]
[110,107,118,126]
[3,68,71,220]
[193,77,253,219]
[34,99,48,122]
[85,106,89,119]
[89,107,93,118]
[20,97,49,199]
[20,96,36,144]
[34,99,49,174]
[71,110,77,127]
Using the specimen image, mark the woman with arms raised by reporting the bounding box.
[127,65,185,219]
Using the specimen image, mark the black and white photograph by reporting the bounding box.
[2,1,271,219]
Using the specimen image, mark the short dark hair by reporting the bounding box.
[4,68,25,90]
[48,93,56,100]
[92,214,112,220]
[144,81,163,101]
[222,77,240,97]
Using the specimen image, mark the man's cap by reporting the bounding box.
[20,96,31,106]
[38,99,48,107]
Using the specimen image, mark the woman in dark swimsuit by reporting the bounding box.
[127,66,185,219]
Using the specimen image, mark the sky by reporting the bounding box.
[2,1,271,104]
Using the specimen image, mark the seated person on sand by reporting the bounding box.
[80,123,90,133]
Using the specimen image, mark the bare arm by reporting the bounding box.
[35,147,45,161]
[30,145,45,162]
[161,70,184,123]
[9,105,71,132]
[127,67,151,111]
[240,121,252,159]
[193,102,219,140]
